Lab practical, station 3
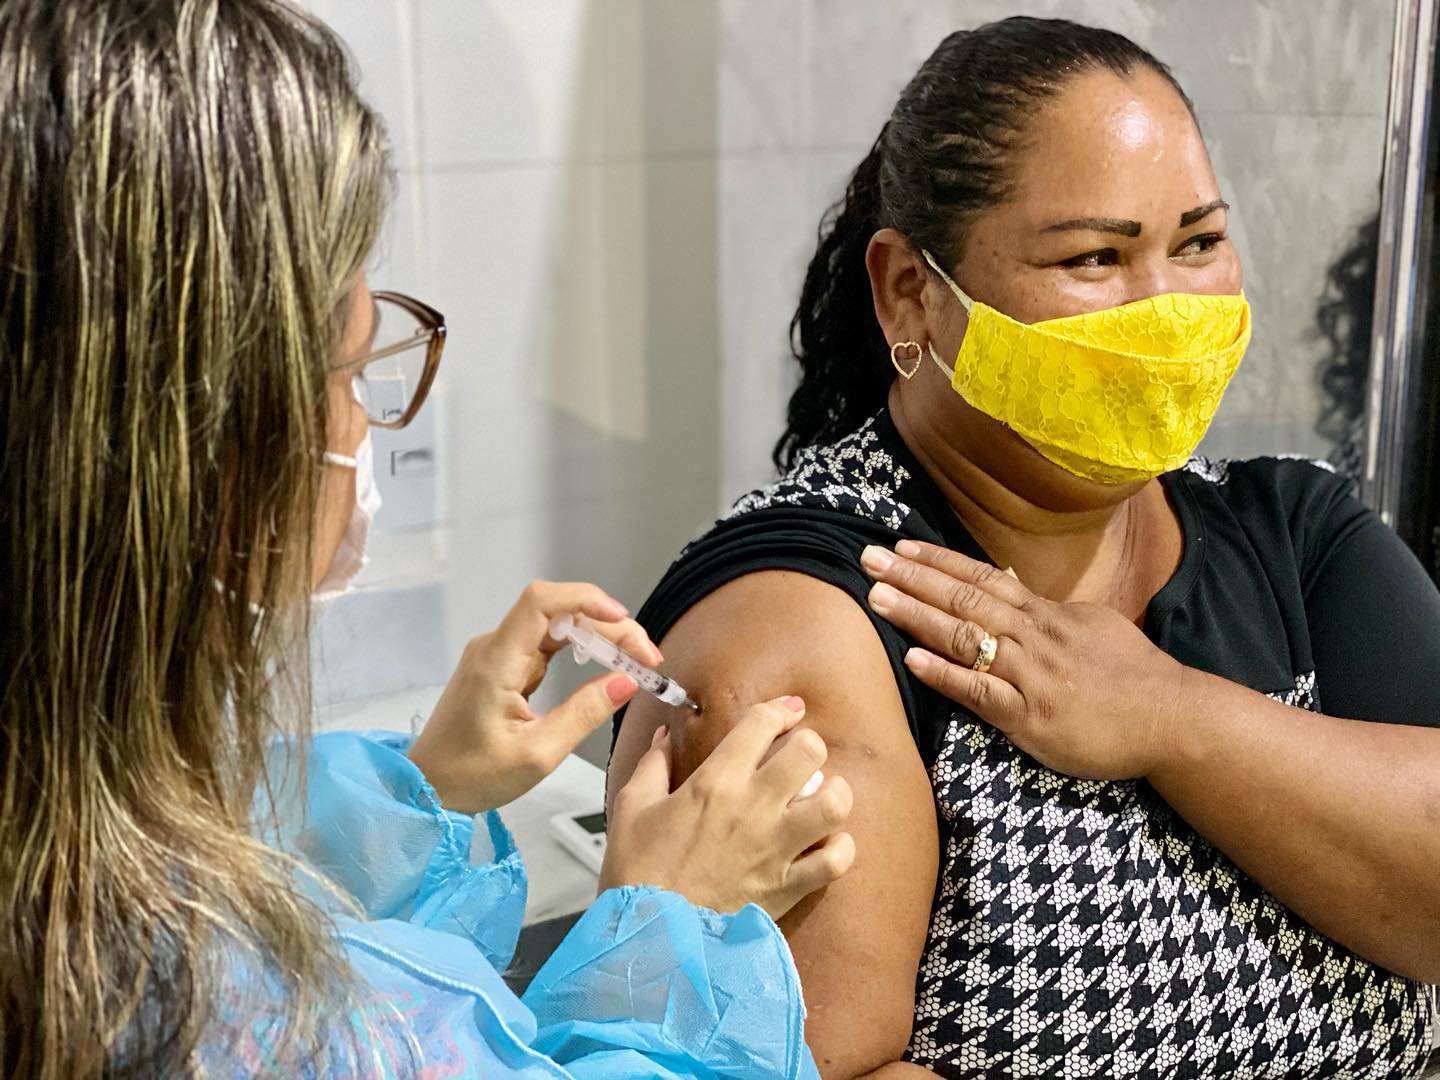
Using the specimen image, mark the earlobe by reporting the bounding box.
[866,227,931,350]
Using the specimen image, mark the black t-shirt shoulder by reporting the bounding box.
[1157,455,1440,725]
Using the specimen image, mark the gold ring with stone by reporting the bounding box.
[972,631,998,674]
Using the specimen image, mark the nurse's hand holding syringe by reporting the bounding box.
[549,613,825,800]
[405,580,854,921]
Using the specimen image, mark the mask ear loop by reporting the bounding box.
[919,249,977,382]
[920,249,976,309]
[320,375,369,469]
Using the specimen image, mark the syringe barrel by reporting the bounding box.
[653,679,689,706]
[550,612,691,707]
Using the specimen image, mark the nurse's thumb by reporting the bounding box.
[616,726,672,811]
[536,673,638,763]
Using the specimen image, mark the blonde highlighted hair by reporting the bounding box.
[0,0,392,1073]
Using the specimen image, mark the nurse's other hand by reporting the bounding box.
[408,581,661,814]
[600,697,856,921]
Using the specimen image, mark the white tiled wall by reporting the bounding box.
[307,1,1395,754]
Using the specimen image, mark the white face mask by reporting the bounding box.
[313,427,382,604]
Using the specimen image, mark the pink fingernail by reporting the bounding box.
[650,724,669,748]
[783,696,806,713]
[605,674,638,704]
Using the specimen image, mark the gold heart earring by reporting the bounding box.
[890,340,923,380]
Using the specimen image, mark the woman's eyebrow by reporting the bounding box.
[1041,199,1231,239]
[1179,198,1229,227]
[1043,216,1141,237]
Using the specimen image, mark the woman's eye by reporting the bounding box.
[1060,248,1119,269]
[1176,232,1227,257]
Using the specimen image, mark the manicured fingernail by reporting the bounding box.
[868,582,899,614]
[783,695,806,713]
[1004,566,1019,580]
[895,539,921,558]
[905,647,936,674]
[650,724,669,747]
[605,674,638,704]
[860,545,894,574]
[795,770,825,800]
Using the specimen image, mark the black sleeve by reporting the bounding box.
[611,506,954,767]
[1289,464,1440,726]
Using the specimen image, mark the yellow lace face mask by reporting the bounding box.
[921,250,1251,484]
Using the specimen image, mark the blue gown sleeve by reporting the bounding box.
[251,730,820,1077]
[258,730,526,971]
[327,888,818,1079]
[522,887,821,1079]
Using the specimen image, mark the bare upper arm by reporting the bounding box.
[608,570,938,1078]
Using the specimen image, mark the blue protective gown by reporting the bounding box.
[209,730,821,1078]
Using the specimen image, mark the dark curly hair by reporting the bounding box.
[1313,213,1380,443]
[777,16,1194,469]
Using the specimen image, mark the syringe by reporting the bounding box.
[549,613,700,713]
[551,614,825,799]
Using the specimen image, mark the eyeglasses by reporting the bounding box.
[339,291,447,430]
